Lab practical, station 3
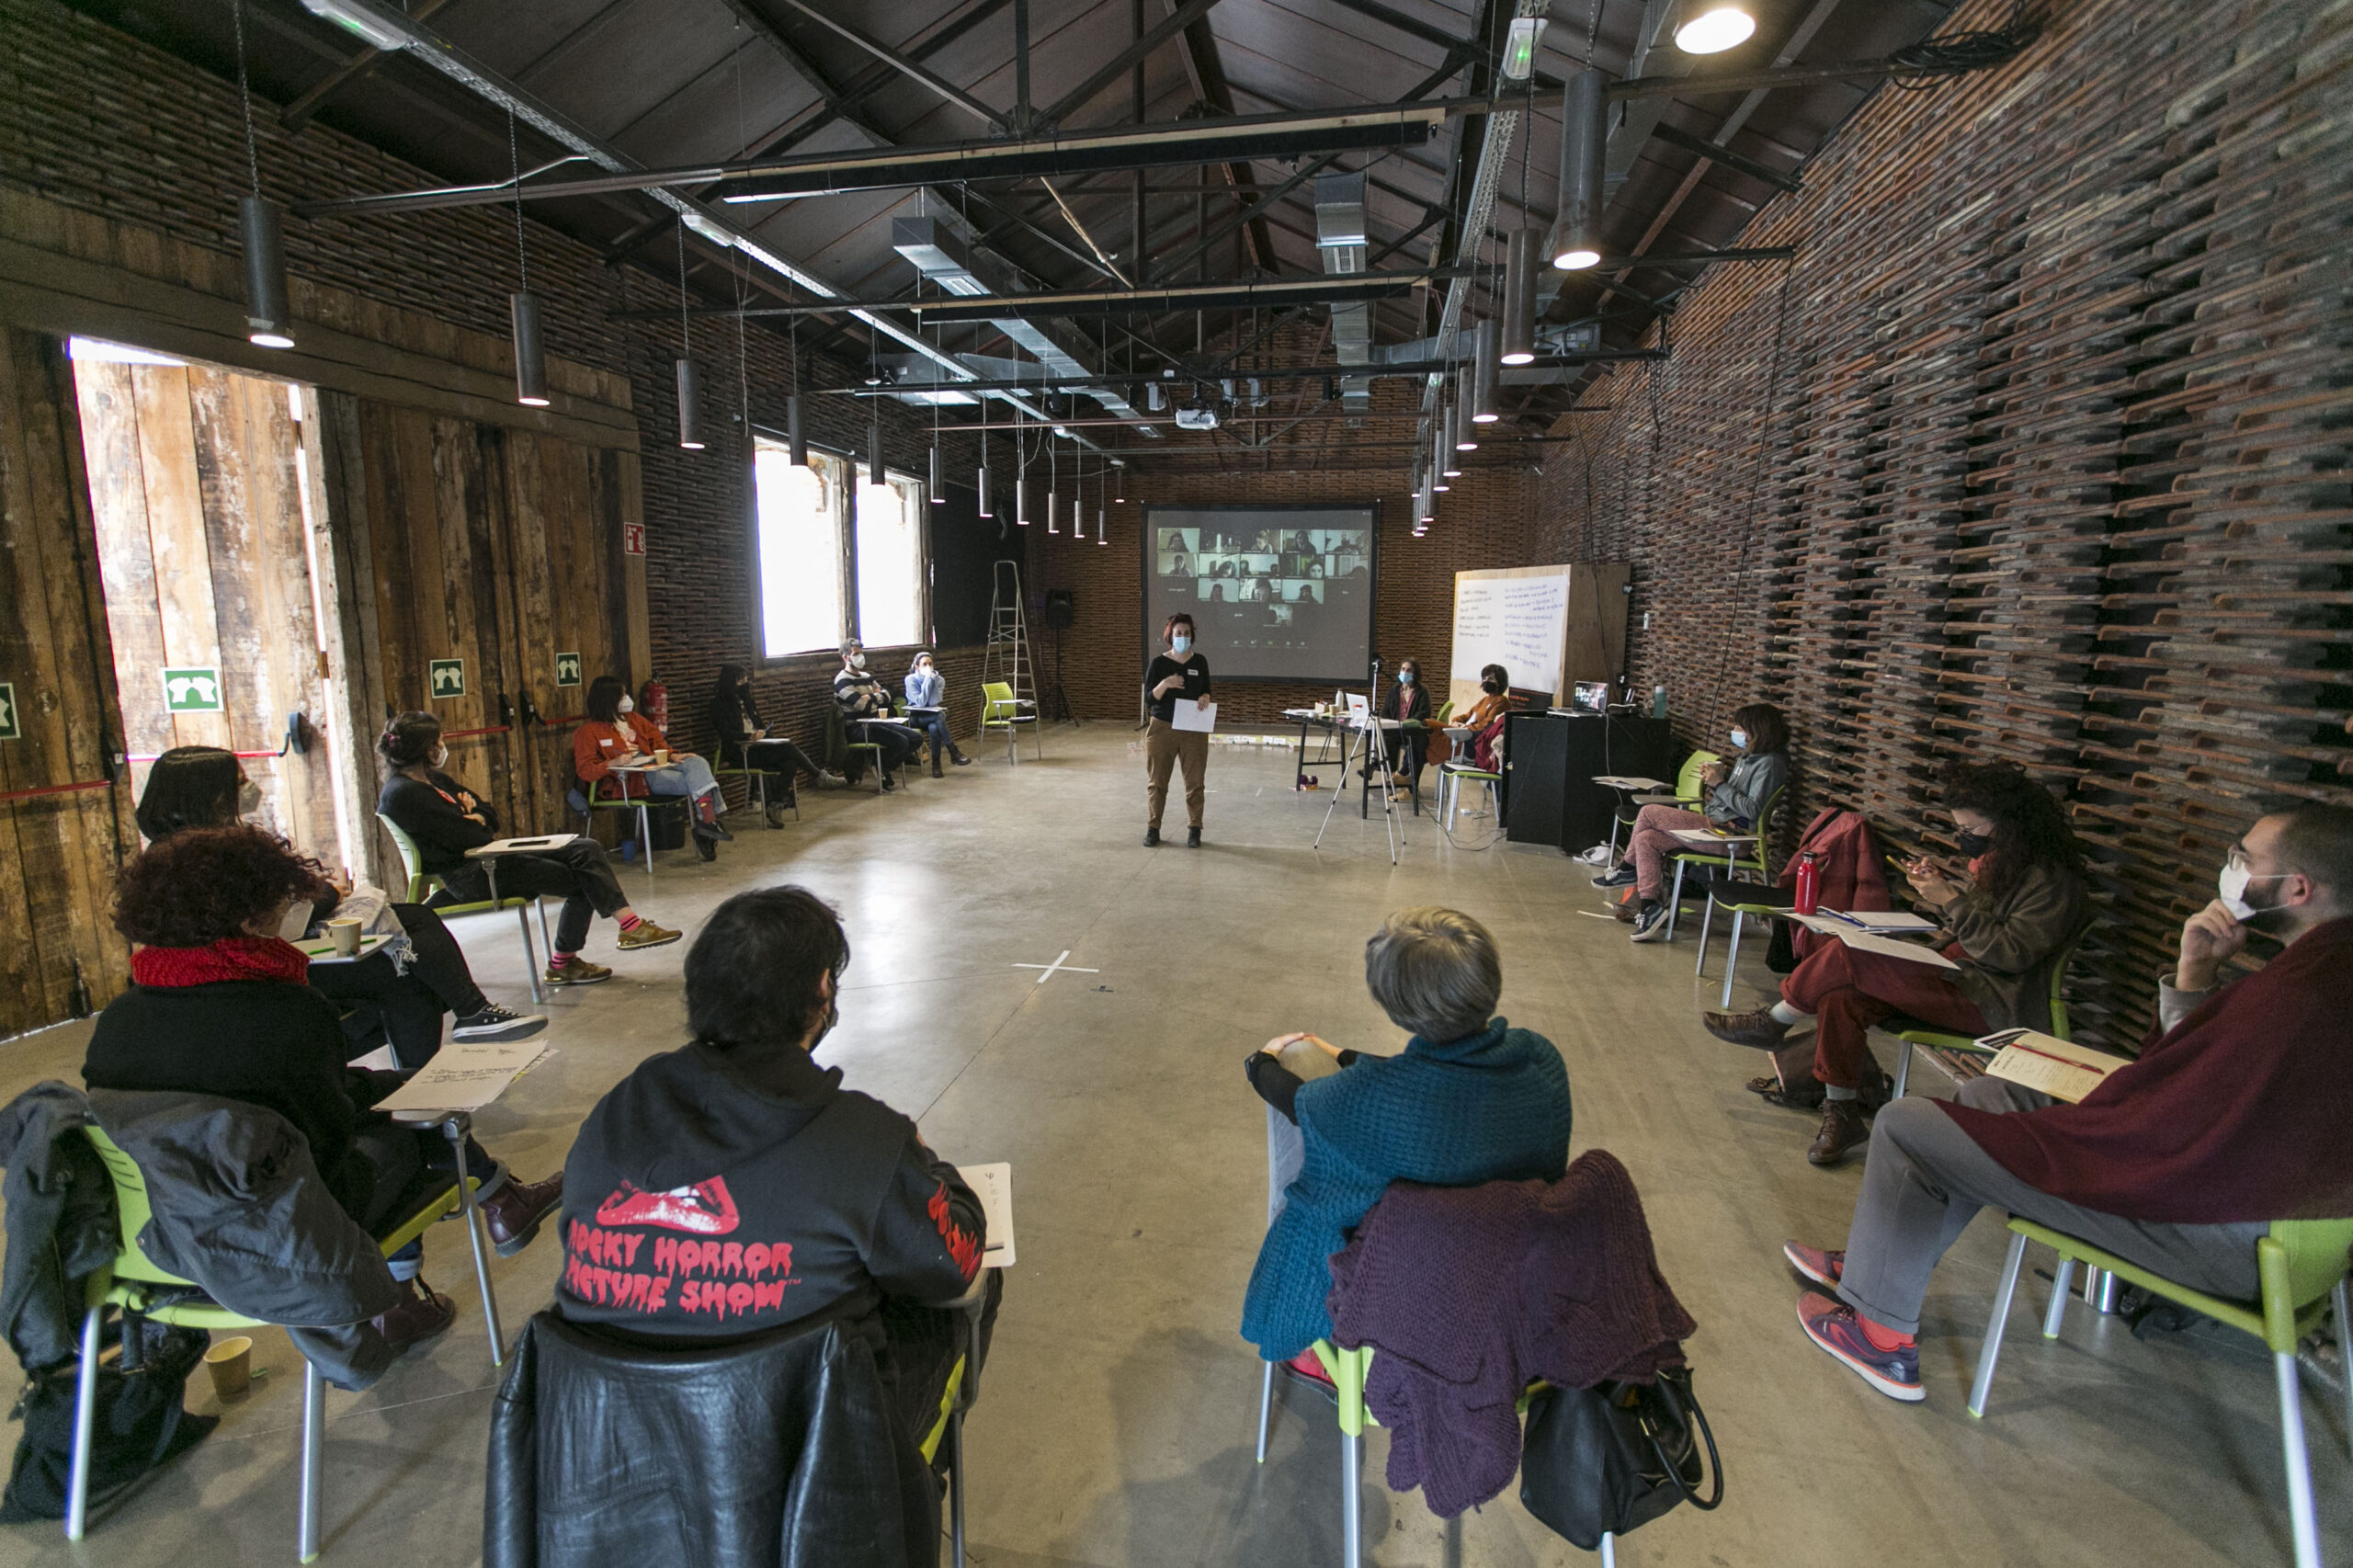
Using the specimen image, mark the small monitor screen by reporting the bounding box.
[1572,680,1610,713]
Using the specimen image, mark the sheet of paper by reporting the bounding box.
[1592,775,1670,791]
[469,834,579,857]
[1670,828,1756,845]
[959,1161,1017,1268]
[376,1041,553,1116]
[1171,700,1217,734]
[1984,1030,2131,1104]
[1824,908,1938,933]
[1787,913,1959,970]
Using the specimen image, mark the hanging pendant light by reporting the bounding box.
[977,449,993,517]
[1501,231,1538,366]
[1114,461,1126,503]
[510,292,549,406]
[1453,381,1479,451]
[1016,472,1029,526]
[240,196,295,349]
[1471,318,1501,425]
[1442,405,1465,475]
[1552,68,1607,271]
[786,393,807,466]
[676,358,705,449]
[869,415,884,484]
[1671,0,1756,54]
[929,445,943,501]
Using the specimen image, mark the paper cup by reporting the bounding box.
[654,748,673,765]
[324,917,363,956]
[204,1335,254,1399]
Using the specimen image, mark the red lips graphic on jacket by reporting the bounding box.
[593,1176,741,1234]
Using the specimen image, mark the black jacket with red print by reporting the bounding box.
[553,1039,983,1340]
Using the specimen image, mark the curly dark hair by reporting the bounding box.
[685,885,851,1052]
[113,825,335,949]
[379,710,442,771]
[1942,760,2083,903]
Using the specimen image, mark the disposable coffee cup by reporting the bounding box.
[324,917,363,956]
[654,748,673,765]
[204,1335,254,1399]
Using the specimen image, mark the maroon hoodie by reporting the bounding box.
[1939,916,2353,1224]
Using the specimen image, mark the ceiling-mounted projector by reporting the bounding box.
[1175,403,1221,430]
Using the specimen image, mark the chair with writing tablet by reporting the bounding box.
[67,1119,504,1558]
[1970,1215,2353,1568]
[1662,783,1785,941]
[710,742,798,827]
[1881,923,2091,1099]
[580,774,685,878]
[1611,749,1718,865]
[379,813,552,1003]
[980,680,1040,764]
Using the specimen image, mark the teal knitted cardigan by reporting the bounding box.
[1240,1017,1573,1361]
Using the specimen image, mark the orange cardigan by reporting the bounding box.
[574,713,668,798]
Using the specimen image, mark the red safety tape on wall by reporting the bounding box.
[0,778,116,804]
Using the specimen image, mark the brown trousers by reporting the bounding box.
[1144,718,1209,829]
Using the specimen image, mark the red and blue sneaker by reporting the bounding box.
[1782,1242,1844,1290]
[1796,1290,1923,1403]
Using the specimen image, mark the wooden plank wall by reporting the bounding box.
[1530,0,2353,1049]
[0,329,136,1033]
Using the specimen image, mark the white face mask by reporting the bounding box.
[2219,861,2290,924]
[236,779,263,817]
[1171,635,1191,655]
[429,744,449,769]
[617,695,635,715]
[1730,728,1748,750]
[850,653,867,670]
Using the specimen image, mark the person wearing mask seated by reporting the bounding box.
[1241,907,1573,1388]
[1370,657,1431,801]
[708,663,845,827]
[1781,801,2353,1404]
[831,639,924,792]
[902,651,972,778]
[136,746,542,1062]
[552,885,997,1449]
[575,676,732,859]
[1455,665,1516,773]
[82,825,567,1352]
[1597,701,1791,945]
[1702,761,2090,1166]
[379,711,680,988]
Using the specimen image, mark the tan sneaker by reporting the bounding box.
[617,920,683,950]
[543,958,613,986]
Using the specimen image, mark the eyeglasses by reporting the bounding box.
[2225,845,2253,870]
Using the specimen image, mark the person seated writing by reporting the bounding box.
[1598,701,1791,944]
[553,885,997,1451]
[137,745,542,1062]
[708,663,847,825]
[1240,908,1572,1387]
[82,826,566,1352]
[575,676,732,859]
[902,651,972,777]
[832,639,924,792]
[378,711,680,988]
[1704,761,2089,1166]
[1782,801,2353,1404]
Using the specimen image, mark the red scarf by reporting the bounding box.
[131,937,311,989]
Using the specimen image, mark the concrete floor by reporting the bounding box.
[0,724,2346,1567]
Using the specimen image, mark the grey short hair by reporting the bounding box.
[1364,907,1503,1043]
[839,639,862,659]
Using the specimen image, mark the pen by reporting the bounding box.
[1998,1038,2097,1072]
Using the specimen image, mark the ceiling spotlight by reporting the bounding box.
[1553,68,1607,271]
[510,292,549,406]
[1501,230,1538,365]
[1672,1,1756,54]
[239,197,295,349]
[675,358,705,449]
[1501,16,1547,82]
[1471,318,1501,425]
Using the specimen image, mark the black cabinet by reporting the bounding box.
[1502,713,1675,855]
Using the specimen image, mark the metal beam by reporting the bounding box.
[813,348,1665,393]
[278,0,453,131]
[612,269,1459,323]
[1040,0,1226,129]
[764,0,1006,131]
[1647,121,1803,193]
[750,0,1012,159]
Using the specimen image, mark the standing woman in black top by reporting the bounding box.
[1143,611,1212,847]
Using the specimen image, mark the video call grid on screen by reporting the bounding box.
[1142,505,1377,683]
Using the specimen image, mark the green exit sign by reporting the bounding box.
[162,667,223,713]
[428,659,466,699]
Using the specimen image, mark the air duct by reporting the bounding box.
[1314,172,1372,414]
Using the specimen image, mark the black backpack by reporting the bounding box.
[1,1310,215,1522]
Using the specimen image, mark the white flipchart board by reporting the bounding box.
[1447,563,1630,714]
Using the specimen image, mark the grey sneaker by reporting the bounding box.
[813,769,848,790]
[450,1004,549,1043]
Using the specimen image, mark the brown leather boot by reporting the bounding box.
[477,1172,563,1256]
[1807,1099,1870,1166]
[1702,1007,1791,1049]
[371,1276,456,1356]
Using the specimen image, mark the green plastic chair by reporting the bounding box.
[1603,748,1719,866]
[68,1121,504,1558]
[1255,1340,1604,1567]
[823,702,893,793]
[710,743,799,827]
[915,1267,995,1568]
[1971,1216,2353,1568]
[579,774,687,877]
[980,680,1040,764]
[1883,923,2092,1098]
[1664,781,1786,940]
[377,813,552,1004]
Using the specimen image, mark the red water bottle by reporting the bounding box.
[1793,851,1821,915]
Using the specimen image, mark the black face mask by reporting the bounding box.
[1481,680,1503,695]
[1953,829,1993,857]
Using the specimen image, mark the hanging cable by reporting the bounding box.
[233,0,260,198]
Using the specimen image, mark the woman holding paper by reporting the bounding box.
[82,824,567,1355]
[1702,761,2088,1166]
[1142,611,1212,847]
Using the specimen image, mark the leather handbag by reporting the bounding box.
[1518,1367,1722,1549]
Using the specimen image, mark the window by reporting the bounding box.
[756,445,845,657]
[855,474,926,649]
